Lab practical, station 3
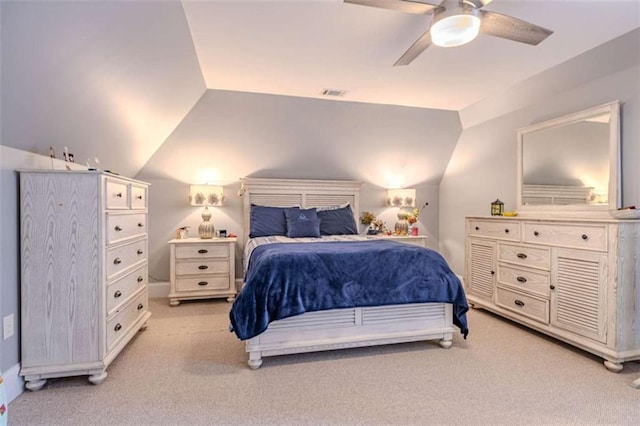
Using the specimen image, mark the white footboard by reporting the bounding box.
[245,302,454,369]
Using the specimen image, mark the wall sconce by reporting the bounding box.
[387,188,416,235]
[189,185,225,239]
[491,199,504,216]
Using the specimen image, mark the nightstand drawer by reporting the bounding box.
[175,243,229,259]
[176,259,228,276]
[497,264,550,297]
[176,276,231,292]
[496,287,549,324]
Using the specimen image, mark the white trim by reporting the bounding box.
[2,363,24,403]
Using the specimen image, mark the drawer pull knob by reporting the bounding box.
[115,192,123,198]
[198,281,209,286]
[550,285,556,290]
[198,265,208,270]
[581,234,588,240]
[137,276,144,283]
[114,290,122,298]
[198,249,209,254]
[533,231,540,237]
[137,303,144,310]
[514,300,525,307]
[475,226,480,231]
[114,225,122,232]
[114,323,122,332]
[516,276,527,283]
[138,223,144,227]
[136,195,143,200]
[490,270,495,276]
[137,249,144,255]
[517,253,528,259]
[504,229,509,233]
[113,258,122,265]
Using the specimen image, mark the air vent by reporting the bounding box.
[320,89,347,97]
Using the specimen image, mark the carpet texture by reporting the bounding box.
[8,298,640,425]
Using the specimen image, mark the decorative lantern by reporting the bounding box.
[491,199,504,216]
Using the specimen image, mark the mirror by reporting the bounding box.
[517,101,620,213]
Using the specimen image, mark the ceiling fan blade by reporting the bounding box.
[479,10,553,46]
[461,0,494,8]
[344,0,440,15]
[394,28,433,66]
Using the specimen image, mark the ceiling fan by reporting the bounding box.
[345,0,553,66]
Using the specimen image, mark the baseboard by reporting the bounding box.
[148,281,169,299]
[2,363,24,403]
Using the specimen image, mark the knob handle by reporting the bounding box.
[137,276,144,283]
[114,290,122,298]
[198,265,208,270]
[138,223,144,227]
[475,226,479,231]
[136,195,143,200]
[137,249,143,255]
[114,225,122,231]
[198,281,209,286]
[198,249,208,254]
[113,258,122,265]
[517,253,528,259]
[514,300,525,307]
[115,192,122,198]
[504,229,509,234]
[114,323,122,332]
[533,231,540,237]
[550,285,556,290]
[581,234,588,240]
[137,303,144,310]
[490,270,495,276]
[516,276,527,283]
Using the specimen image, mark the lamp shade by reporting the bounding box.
[189,185,225,206]
[431,13,481,47]
[387,188,416,208]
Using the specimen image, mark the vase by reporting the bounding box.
[198,206,215,239]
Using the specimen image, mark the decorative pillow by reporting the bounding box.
[317,204,358,235]
[285,207,321,238]
[249,204,288,238]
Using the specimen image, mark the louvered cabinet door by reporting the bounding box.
[551,248,607,343]
[466,238,496,301]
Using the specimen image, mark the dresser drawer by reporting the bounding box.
[498,243,550,270]
[175,259,229,276]
[107,265,147,316]
[497,264,550,297]
[176,276,231,292]
[106,213,147,244]
[130,185,147,209]
[105,179,129,209]
[175,243,229,259]
[106,239,147,281]
[522,222,607,251]
[496,287,549,324]
[468,219,520,241]
[107,289,148,352]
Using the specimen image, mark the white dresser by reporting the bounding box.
[168,238,237,305]
[19,170,151,390]
[465,215,640,372]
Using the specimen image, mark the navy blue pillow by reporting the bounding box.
[285,208,320,238]
[249,204,288,238]
[317,205,358,235]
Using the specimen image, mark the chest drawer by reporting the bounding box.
[105,179,129,209]
[498,243,550,270]
[497,264,550,297]
[106,213,147,244]
[495,287,549,324]
[107,289,148,352]
[130,185,147,209]
[106,239,147,281]
[175,243,229,259]
[468,219,520,241]
[107,264,147,316]
[522,222,607,251]
[176,276,231,292]
[175,259,229,276]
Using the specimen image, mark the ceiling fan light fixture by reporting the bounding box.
[430,14,481,48]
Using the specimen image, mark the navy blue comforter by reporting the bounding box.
[229,240,468,340]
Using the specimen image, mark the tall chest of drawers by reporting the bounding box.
[465,216,640,372]
[19,171,151,390]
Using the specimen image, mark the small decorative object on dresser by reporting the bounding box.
[168,237,237,306]
[18,170,151,390]
[491,199,504,216]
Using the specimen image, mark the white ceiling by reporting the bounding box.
[183,0,640,112]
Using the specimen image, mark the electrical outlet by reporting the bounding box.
[3,314,14,340]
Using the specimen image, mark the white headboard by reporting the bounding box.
[239,178,363,244]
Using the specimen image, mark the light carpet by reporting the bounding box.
[8,298,640,425]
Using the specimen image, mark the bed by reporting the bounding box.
[230,178,468,369]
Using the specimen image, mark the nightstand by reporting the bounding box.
[374,235,427,248]
[168,237,237,306]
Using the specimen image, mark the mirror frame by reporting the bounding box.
[517,100,620,214]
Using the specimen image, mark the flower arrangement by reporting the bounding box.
[360,211,389,234]
[407,202,428,226]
